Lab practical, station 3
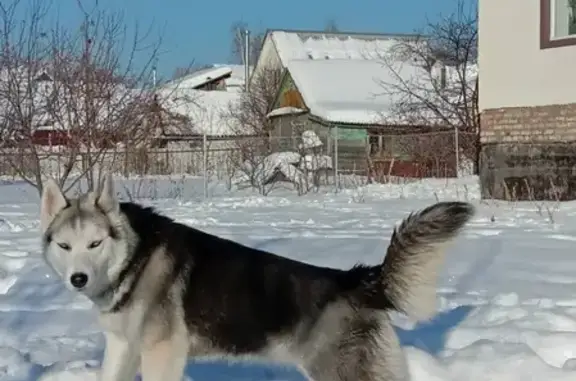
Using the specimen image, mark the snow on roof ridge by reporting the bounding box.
[270,30,407,64]
[213,63,253,69]
[268,28,423,39]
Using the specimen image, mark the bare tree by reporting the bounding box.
[377,0,479,171]
[171,62,209,81]
[229,21,264,67]
[225,121,332,196]
[0,0,163,194]
[225,136,312,197]
[380,0,478,129]
[222,66,281,194]
[224,135,272,195]
[227,66,283,136]
[224,67,336,195]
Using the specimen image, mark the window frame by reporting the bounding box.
[541,0,576,49]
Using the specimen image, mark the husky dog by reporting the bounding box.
[39,173,474,381]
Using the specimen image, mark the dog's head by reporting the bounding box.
[39,174,132,299]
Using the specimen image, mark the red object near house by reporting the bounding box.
[31,129,71,146]
[29,128,122,148]
[370,158,458,181]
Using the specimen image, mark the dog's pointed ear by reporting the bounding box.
[40,178,67,232]
[96,173,119,213]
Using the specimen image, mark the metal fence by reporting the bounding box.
[0,142,238,180]
[0,129,479,195]
[367,130,478,182]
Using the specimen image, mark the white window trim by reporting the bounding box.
[550,0,576,40]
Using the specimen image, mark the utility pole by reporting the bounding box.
[244,29,250,92]
[152,57,158,87]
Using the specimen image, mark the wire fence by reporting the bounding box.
[0,129,479,196]
[367,129,478,182]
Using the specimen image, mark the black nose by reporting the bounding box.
[70,272,89,289]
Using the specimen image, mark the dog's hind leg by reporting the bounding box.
[303,315,409,381]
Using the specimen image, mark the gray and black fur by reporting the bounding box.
[39,174,475,381]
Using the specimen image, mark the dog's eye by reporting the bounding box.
[57,242,71,251]
[88,240,102,249]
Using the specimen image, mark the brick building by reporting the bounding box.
[479,0,576,200]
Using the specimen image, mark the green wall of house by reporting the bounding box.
[280,72,297,93]
[331,126,367,141]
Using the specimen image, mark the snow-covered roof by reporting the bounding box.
[162,66,233,91]
[270,30,417,65]
[0,66,145,135]
[157,88,244,136]
[213,64,251,91]
[284,59,428,125]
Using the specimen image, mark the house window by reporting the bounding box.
[202,81,220,91]
[541,0,576,48]
[369,135,381,155]
[553,0,576,37]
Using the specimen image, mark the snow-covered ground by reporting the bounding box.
[1,175,576,380]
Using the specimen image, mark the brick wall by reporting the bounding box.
[479,103,576,200]
[481,104,576,144]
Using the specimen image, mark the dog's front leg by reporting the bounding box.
[100,331,141,381]
[140,334,189,381]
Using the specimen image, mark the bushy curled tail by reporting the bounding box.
[377,201,474,321]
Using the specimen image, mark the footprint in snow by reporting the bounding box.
[0,256,27,272]
[0,275,18,295]
[547,234,576,242]
[0,218,25,232]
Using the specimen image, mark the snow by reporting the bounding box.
[266,106,306,118]
[234,151,332,189]
[3,174,576,380]
[285,59,428,125]
[300,154,332,171]
[299,130,323,149]
[156,88,243,136]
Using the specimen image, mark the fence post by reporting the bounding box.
[334,124,340,191]
[454,126,459,178]
[202,133,208,199]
